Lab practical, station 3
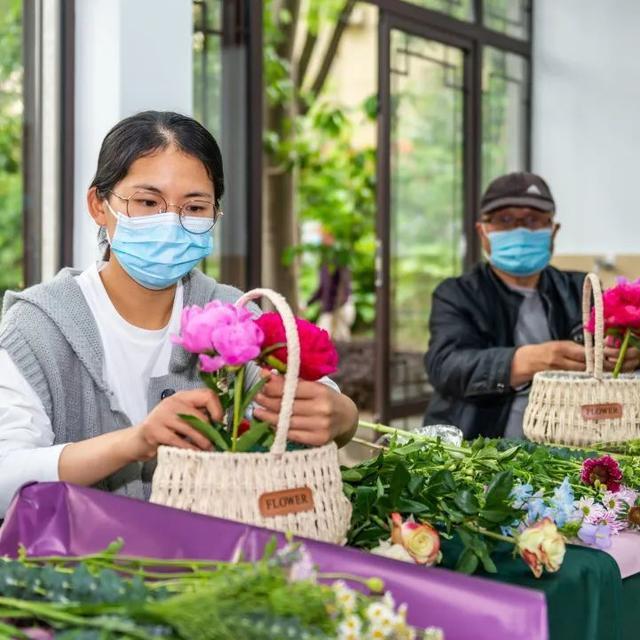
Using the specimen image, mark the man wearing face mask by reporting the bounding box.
[423,171,639,439]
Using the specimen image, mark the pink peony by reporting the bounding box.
[211,317,264,367]
[173,301,264,370]
[256,312,339,381]
[585,278,640,333]
[580,455,623,492]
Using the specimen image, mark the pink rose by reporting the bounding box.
[256,312,339,381]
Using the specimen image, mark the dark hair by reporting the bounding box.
[90,111,224,207]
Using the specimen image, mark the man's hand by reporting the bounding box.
[510,340,586,387]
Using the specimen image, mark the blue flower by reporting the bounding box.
[511,483,534,509]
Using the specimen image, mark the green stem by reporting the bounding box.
[613,327,632,379]
[357,420,470,457]
[0,620,27,638]
[232,366,246,452]
[0,598,155,640]
[464,524,515,545]
[264,354,287,373]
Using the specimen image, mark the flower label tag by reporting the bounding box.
[259,487,315,517]
[581,403,623,420]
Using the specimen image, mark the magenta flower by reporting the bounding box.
[585,278,640,333]
[211,318,264,367]
[171,305,215,353]
[580,455,623,492]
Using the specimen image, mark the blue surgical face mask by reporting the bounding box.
[105,202,214,290]
[487,227,553,277]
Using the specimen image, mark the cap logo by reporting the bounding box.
[526,184,542,195]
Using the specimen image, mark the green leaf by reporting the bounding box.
[341,468,366,482]
[395,497,430,514]
[480,551,497,574]
[240,377,268,417]
[389,462,410,505]
[454,490,480,515]
[479,508,513,524]
[178,413,229,451]
[427,469,456,494]
[456,548,479,574]
[235,421,272,453]
[484,470,513,509]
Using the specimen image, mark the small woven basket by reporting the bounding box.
[523,273,640,446]
[150,288,352,544]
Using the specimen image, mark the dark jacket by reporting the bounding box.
[423,264,586,438]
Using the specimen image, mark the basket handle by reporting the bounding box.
[582,272,604,380]
[235,288,300,455]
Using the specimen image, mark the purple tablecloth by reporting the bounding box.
[0,482,548,640]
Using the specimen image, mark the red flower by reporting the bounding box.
[256,312,339,381]
[581,455,623,492]
[238,419,251,436]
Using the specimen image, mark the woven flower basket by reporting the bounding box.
[150,288,352,544]
[523,273,640,446]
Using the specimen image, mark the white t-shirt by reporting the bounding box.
[76,264,183,426]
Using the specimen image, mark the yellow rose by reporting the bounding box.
[517,518,566,578]
[390,513,441,566]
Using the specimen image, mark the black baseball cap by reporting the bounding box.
[480,172,555,217]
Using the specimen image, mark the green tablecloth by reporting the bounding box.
[441,540,639,639]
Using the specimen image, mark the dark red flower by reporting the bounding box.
[256,312,339,381]
[238,419,251,436]
[580,455,623,492]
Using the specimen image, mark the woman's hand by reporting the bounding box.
[253,371,358,447]
[129,388,222,461]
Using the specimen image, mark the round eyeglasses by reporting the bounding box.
[108,189,222,234]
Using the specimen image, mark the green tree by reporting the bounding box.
[263,0,357,309]
[0,0,23,297]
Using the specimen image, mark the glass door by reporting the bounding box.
[376,16,470,425]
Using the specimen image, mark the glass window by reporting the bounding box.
[389,30,465,406]
[0,0,23,299]
[483,0,530,40]
[405,0,473,22]
[193,0,223,280]
[481,46,528,190]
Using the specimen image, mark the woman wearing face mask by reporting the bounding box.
[423,171,639,440]
[0,111,358,517]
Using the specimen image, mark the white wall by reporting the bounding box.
[73,0,193,270]
[532,0,640,255]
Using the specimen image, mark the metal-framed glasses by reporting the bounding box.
[482,210,553,231]
[108,190,222,234]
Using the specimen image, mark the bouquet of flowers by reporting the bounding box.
[171,299,338,452]
[585,276,640,378]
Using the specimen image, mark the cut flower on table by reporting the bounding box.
[344,422,640,578]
